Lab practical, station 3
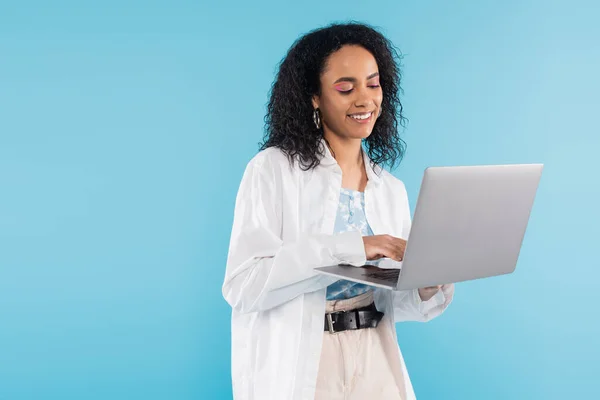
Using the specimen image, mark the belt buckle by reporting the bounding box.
[326,313,336,334]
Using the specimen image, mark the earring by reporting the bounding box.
[313,108,322,129]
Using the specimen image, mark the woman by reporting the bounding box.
[222,22,454,400]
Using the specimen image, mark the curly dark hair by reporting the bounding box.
[260,22,407,171]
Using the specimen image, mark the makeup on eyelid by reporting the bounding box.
[334,83,352,92]
[333,79,380,92]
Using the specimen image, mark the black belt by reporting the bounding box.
[324,302,384,334]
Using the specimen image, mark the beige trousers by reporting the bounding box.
[315,291,406,400]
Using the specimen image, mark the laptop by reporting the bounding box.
[314,163,544,290]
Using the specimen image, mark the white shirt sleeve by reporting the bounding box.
[222,155,367,313]
[391,284,455,322]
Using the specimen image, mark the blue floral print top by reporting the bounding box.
[325,188,377,300]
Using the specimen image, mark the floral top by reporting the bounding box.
[325,188,376,300]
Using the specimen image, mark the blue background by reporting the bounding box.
[1,1,598,399]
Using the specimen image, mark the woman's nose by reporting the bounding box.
[353,87,375,108]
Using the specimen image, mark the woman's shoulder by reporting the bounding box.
[377,167,404,187]
[378,168,408,196]
[243,146,295,180]
[249,146,290,167]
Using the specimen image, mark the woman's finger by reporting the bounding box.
[386,242,404,261]
[387,244,403,261]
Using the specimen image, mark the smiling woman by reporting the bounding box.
[222,22,454,400]
[313,46,383,142]
[260,23,407,172]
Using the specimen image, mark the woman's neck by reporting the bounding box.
[323,133,364,171]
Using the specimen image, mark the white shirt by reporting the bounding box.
[222,140,455,399]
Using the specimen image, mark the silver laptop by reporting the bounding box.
[314,163,544,290]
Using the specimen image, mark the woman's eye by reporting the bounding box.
[335,84,379,94]
[335,84,354,93]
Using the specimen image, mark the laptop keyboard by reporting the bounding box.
[362,268,401,281]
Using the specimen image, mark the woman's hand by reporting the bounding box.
[363,235,447,302]
[362,235,407,261]
[418,285,442,301]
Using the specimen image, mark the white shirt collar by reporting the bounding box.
[318,137,383,186]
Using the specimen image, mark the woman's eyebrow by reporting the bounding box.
[333,72,379,84]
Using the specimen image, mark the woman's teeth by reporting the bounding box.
[350,112,372,120]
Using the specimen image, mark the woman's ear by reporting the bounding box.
[311,95,319,110]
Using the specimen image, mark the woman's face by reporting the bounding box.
[312,45,383,140]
